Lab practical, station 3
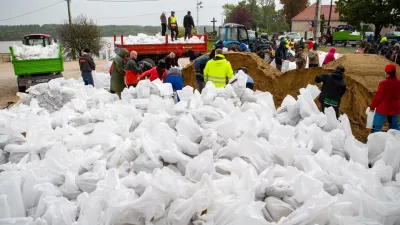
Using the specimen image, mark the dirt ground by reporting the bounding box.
[0,58,190,109]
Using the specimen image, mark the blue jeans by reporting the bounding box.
[372,113,400,133]
[82,72,94,86]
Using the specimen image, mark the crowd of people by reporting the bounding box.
[78,35,400,133]
[361,37,400,65]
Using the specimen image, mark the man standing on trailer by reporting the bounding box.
[168,11,179,41]
[183,11,195,40]
[160,11,167,36]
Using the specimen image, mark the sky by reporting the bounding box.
[0,0,335,26]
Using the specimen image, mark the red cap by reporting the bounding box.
[176,49,183,57]
[384,64,397,75]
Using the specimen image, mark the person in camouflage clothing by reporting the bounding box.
[111,48,129,98]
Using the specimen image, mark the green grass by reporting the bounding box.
[319,46,356,54]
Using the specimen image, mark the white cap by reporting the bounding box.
[222,47,228,53]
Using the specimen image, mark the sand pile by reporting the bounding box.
[182,53,397,142]
[182,52,281,90]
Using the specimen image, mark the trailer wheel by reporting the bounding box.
[351,44,357,47]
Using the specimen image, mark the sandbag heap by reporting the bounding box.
[115,33,205,45]
[1,71,400,225]
[12,44,60,60]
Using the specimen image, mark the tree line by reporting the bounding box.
[0,24,213,41]
[223,0,309,34]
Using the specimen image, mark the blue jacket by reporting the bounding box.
[195,56,210,74]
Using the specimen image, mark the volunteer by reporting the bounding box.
[165,51,181,70]
[139,60,167,82]
[183,11,195,40]
[315,66,347,118]
[322,48,336,65]
[308,43,320,68]
[79,48,96,86]
[210,40,224,59]
[124,51,141,88]
[295,48,306,69]
[203,49,234,88]
[194,55,210,93]
[168,11,179,41]
[165,67,184,101]
[370,64,400,132]
[160,11,167,36]
[275,40,288,71]
[111,48,129,98]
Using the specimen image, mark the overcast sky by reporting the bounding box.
[0,0,335,26]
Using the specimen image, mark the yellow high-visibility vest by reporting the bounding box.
[170,16,177,27]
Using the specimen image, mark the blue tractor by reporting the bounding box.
[218,23,255,52]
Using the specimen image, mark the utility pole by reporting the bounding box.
[196,0,199,34]
[67,0,72,26]
[327,0,333,26]
[314,0,322,43]
[211,17,217,33]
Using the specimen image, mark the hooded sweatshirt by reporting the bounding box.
[111,48,129,93]
[275,41,288,65]
[315,69,347,106]
[323,48,336,65]
[203,54,234,88]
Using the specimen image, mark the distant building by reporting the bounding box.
[291,3,397,37]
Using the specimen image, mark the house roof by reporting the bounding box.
[291,3,339,21]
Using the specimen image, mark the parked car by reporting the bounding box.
[285,32,302,43]
[385,32,400,42]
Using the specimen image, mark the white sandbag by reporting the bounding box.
[185,150,215,182]
[381,136,400,180]
[176,114,202,143]
[344,136,368,168]
[367,132,389,164]
[176,135,200,156]
[0,218,34,225]
[0,175,25,217]
[264,196,295,222]
[366,107,375,129]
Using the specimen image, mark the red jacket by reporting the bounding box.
[308,41,314,50]
[139,67,167,82]
[370,76,400,115]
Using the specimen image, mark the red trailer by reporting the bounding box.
[113,34,208,62]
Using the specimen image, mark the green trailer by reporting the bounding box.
[10,44,64,92]
[332,30,362,47]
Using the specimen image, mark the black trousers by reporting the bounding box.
[161,24,166,36]
[321,103,340,118]
[309,64,319,68]
[246,82,254,90]
[185,27,192,40]
[171,27,178,41]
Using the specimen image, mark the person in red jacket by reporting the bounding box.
[307,38,314,50]
[139,60,167,82]
[370,64,400,132]
[322,47,336,65]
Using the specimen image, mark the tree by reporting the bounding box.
[336,0,400,37]
[57,15,104,60]
[226,6,253,29]
[280,0,309,25]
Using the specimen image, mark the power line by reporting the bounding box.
[95,5,223,20]
[87,0,157,1]
[0,0,65,22]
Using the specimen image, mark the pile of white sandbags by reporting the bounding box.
[0,71,400,225]
[115,33,205,45]
[12,44,60,60]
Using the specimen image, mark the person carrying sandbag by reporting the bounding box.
[275,40,288,72]
[369,64,400,133]
[315,66,347,118]
[308,43,320,68]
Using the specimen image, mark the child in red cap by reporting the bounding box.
[370,64,400,132]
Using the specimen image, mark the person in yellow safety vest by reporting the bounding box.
[168,11,179,41]
[203,49,234,88]
[285,37,290,49]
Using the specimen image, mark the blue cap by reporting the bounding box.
[313,43,319,48]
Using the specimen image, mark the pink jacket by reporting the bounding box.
[323,48,336,65]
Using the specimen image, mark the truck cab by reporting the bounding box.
[218,23,252,51]
[23,34,54,47]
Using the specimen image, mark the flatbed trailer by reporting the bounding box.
[113,34,208,62]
